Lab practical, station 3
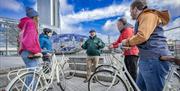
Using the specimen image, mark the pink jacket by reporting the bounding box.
[18,17,41,54]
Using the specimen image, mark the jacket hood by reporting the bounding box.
[39,33,49,39]
[119,23,133,33]
[142,9,170,26]
[18,17,32,30]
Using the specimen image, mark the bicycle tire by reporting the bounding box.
[174,72,180,90]
[6,71,46,91]
[95,65,117,72]
[88,70,128,91]
[62,59,76,79]
[95,65,119,86]
[163,72,180,91]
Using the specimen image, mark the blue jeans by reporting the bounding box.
[136,57,170,91]
[21,50,40,91]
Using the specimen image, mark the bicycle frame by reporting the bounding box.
[6,53,66,91]
[37,53,65,89]
[163,63,180,91]
[104,54,140,91]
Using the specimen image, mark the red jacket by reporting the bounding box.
[112,27,139,56]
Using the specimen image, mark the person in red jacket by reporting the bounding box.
[109,18,139,81]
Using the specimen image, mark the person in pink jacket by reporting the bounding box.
[18,7,42,90]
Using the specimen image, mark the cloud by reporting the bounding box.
[102,5,135,36]
[61,2,132,43]
[96,32,118,43]
[59,0,74,15]
[165,18,180,29]
[60,2,130,39]
[59,0,83,34]
[60,0,180,42]
[0,0,23,12]
[147,0,180,18]
[165,18,180,40]
[63,4,129,23]
[103,20,118,32]
[148,0,180,8]
[60,16,84,34]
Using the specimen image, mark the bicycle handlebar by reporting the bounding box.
[28,52,55,59]
[28,54,42,59]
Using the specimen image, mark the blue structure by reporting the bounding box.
[51,33,88,54]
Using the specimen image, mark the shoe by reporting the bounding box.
[83,79,88,83]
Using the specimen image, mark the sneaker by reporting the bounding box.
[83,79,88,83]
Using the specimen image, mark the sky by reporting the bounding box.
[0,0,180,43]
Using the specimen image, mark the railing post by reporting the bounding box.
[5,22,8,56]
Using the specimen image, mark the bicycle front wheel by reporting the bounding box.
[95,65,119,86]
[95,65,117,71]
[88,70,128,91]
[6,71,46,91]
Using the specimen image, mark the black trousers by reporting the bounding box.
[124,55,139,81]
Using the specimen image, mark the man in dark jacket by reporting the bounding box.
[81,29,105,83]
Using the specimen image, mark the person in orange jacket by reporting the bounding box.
[109,18,139,81]
[121,1,171,91]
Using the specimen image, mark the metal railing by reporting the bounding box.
[175,40,180,58]
[0,17,19,56]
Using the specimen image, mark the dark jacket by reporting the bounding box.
[39,33,53,53]
[81,36,105,56]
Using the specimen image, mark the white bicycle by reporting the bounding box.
[88,52,180,91]
[160,56,180,91]
[61,52,77,79]
[6,53,66,91]
[88,51,140,91]
[58,45,77,79]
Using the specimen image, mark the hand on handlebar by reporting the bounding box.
[119,43,131,51]
[28,53,42,59]
[108,45,114,49]
[159,55,180,65]
[45,53,52,57]
[34,53,43,57]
